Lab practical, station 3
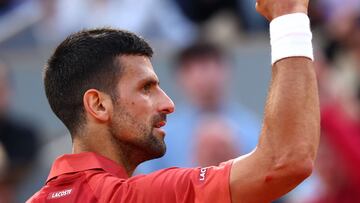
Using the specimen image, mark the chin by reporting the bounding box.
[142,133,166,161]
[141,147,166,163]
[150,142,166,159]
[151,149,166,160]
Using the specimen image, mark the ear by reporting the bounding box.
[83,89,113,123]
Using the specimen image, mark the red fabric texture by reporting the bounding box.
[27,152,233,203]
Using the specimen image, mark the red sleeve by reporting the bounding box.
[88,160,233,203]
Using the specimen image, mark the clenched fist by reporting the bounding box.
[256,0,309,21]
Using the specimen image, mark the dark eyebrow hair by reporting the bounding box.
[139,76,160,86]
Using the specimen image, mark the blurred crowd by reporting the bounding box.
[1,0,360,202]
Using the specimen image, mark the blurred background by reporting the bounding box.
[0,0,360,202]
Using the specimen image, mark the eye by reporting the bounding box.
[143,83,152,93]
[141,79,159,94]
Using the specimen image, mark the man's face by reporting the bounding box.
[110,55,175,161]
[179,57,228,109]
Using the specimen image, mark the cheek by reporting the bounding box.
[121,95,153,122]
[112,103,149,139]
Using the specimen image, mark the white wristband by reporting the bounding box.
[270,13,314,65]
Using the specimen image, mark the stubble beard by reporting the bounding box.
[110,104,166,164]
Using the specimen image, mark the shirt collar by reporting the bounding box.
[47,152,128,183]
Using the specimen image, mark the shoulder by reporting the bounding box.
[26,185,54,203]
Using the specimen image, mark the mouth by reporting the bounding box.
[153,121,166,137]
[153,121,166,128]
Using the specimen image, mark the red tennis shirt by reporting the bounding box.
[27,152,233,203]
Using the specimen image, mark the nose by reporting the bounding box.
[158,88,175,115]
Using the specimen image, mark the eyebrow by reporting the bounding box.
[139,76,160,86]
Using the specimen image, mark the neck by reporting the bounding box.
[72,128,139,176]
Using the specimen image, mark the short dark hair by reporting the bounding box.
[44,28,153,134]
[176,42,224,70]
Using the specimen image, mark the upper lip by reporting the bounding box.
[154,121,166,128]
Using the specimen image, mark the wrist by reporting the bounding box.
[271,4,308,20]
[270,13,313,65]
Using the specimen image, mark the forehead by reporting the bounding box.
[117,55,158,82]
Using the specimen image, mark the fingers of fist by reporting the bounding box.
[255,0,309,21]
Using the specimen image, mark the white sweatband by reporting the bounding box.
[270,13,314,65]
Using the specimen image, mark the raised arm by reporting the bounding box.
[230,1,320,202]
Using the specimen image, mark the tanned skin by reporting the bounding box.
[230,1,320,202]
